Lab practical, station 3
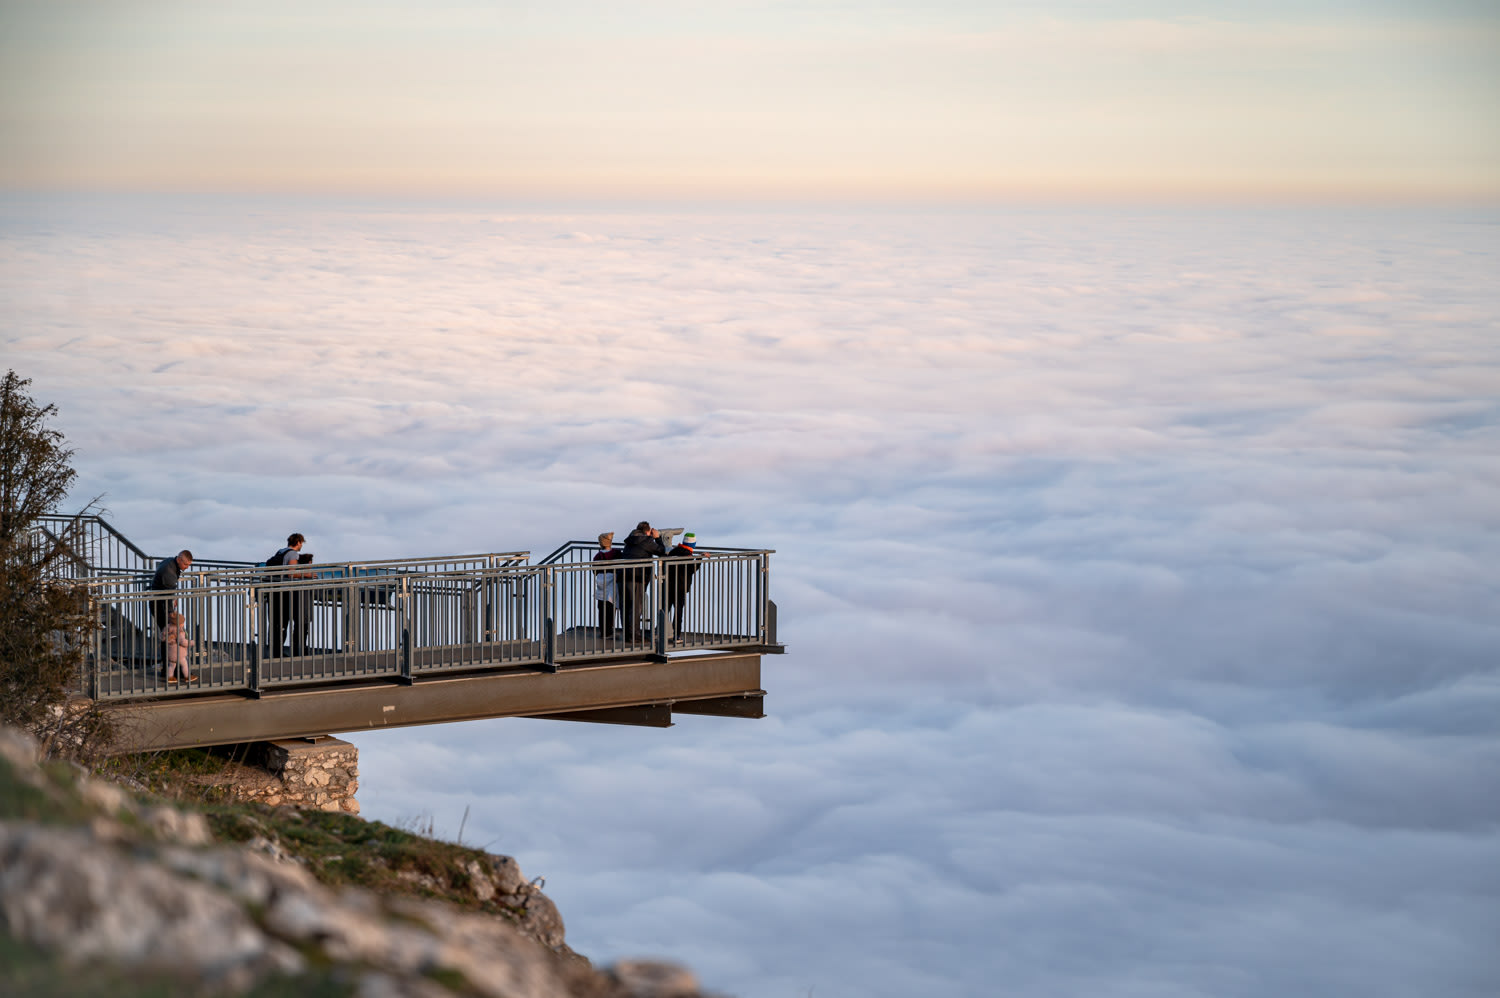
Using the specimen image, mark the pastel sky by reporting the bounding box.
[2,1,1497,199]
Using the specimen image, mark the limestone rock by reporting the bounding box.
[609,960,702,998]
[357,971,452,998]
[0,726,40,770]
[0,725,714,997]
[0,822,304,989]
[142,803,213,845]
[489,854,528,895]
[77,776,129,815]
[515,889,567,951]
[467,859,497,902]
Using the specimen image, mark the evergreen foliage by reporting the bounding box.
[0,370,107,751]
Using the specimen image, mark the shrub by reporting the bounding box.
[0,370,110,757]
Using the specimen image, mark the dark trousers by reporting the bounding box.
[597,600,617,639]
[665,563,695,637]
[620,567,649,642]
[265,593,290,658]
[287,591,310,657]
[265,590,311,657]
[264,594,282,658]
[152,596,173,669]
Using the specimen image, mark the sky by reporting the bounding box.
[1,1,1498,199]
[2,196,1498,996]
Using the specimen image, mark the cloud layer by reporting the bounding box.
[3,196,1498,996]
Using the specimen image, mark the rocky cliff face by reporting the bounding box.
[0,728,711,998]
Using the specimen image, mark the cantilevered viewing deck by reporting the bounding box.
[36,515,781,753]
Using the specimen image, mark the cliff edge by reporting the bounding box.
[0,727,711,998]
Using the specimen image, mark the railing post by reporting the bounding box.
[462,580,475,645]
[653,557,667,657]
[399,576,413,684]
[759,553,770,643]
[542,566,557,673]
[515,574,528,641]
[482,574,494,641]
[88,594,99,699]
[248,589,261,698]
[345,580,356,653]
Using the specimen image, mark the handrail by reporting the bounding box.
[191,551,532,583]
[30,522,94,575]
[33,513,258,578]
[540,539,775,565]
[37,513,155,564]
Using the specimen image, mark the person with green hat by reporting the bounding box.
[664,532,701,642]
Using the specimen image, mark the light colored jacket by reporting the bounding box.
[166,622,190,670]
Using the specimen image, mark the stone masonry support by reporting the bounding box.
[215,736,360,814]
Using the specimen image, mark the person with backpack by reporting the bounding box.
[263,533,309,657]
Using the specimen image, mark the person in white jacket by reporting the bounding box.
[593,531,621,641]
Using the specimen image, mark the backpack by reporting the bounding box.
[261,548,292,585]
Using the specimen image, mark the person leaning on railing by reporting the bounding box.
[263,533,310,657]
[620,521,667,642]
[663,532,701,637]
[149,549,192,675]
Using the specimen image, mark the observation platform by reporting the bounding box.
[37,516,781,754]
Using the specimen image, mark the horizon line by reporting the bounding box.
[4,183,1498,212]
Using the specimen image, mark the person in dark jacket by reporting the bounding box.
[663,532,701,642]
[150,550,193,674]
[619,521,667,641]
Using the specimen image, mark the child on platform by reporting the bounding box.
[165,610,197,685]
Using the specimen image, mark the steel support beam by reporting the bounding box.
[534,703,674,728]
[105,651,762,753]
[670,692,766,719]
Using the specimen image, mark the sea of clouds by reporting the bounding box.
[3,195,1497,997]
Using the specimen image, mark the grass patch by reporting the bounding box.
[0,755,96,824]
[195,800,505,911]
[424,965,471,991]
[0,932,356,998]
[98,747,252,804]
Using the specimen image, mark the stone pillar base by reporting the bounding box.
[210,736,360,814]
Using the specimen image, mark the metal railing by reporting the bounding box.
[539,537,774,565]
[82,576,256,699]
[34,514,254,580]
[35,514,159,578]
[189,551,531,586]
[75,550,774,701]
[33,514,774,701]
